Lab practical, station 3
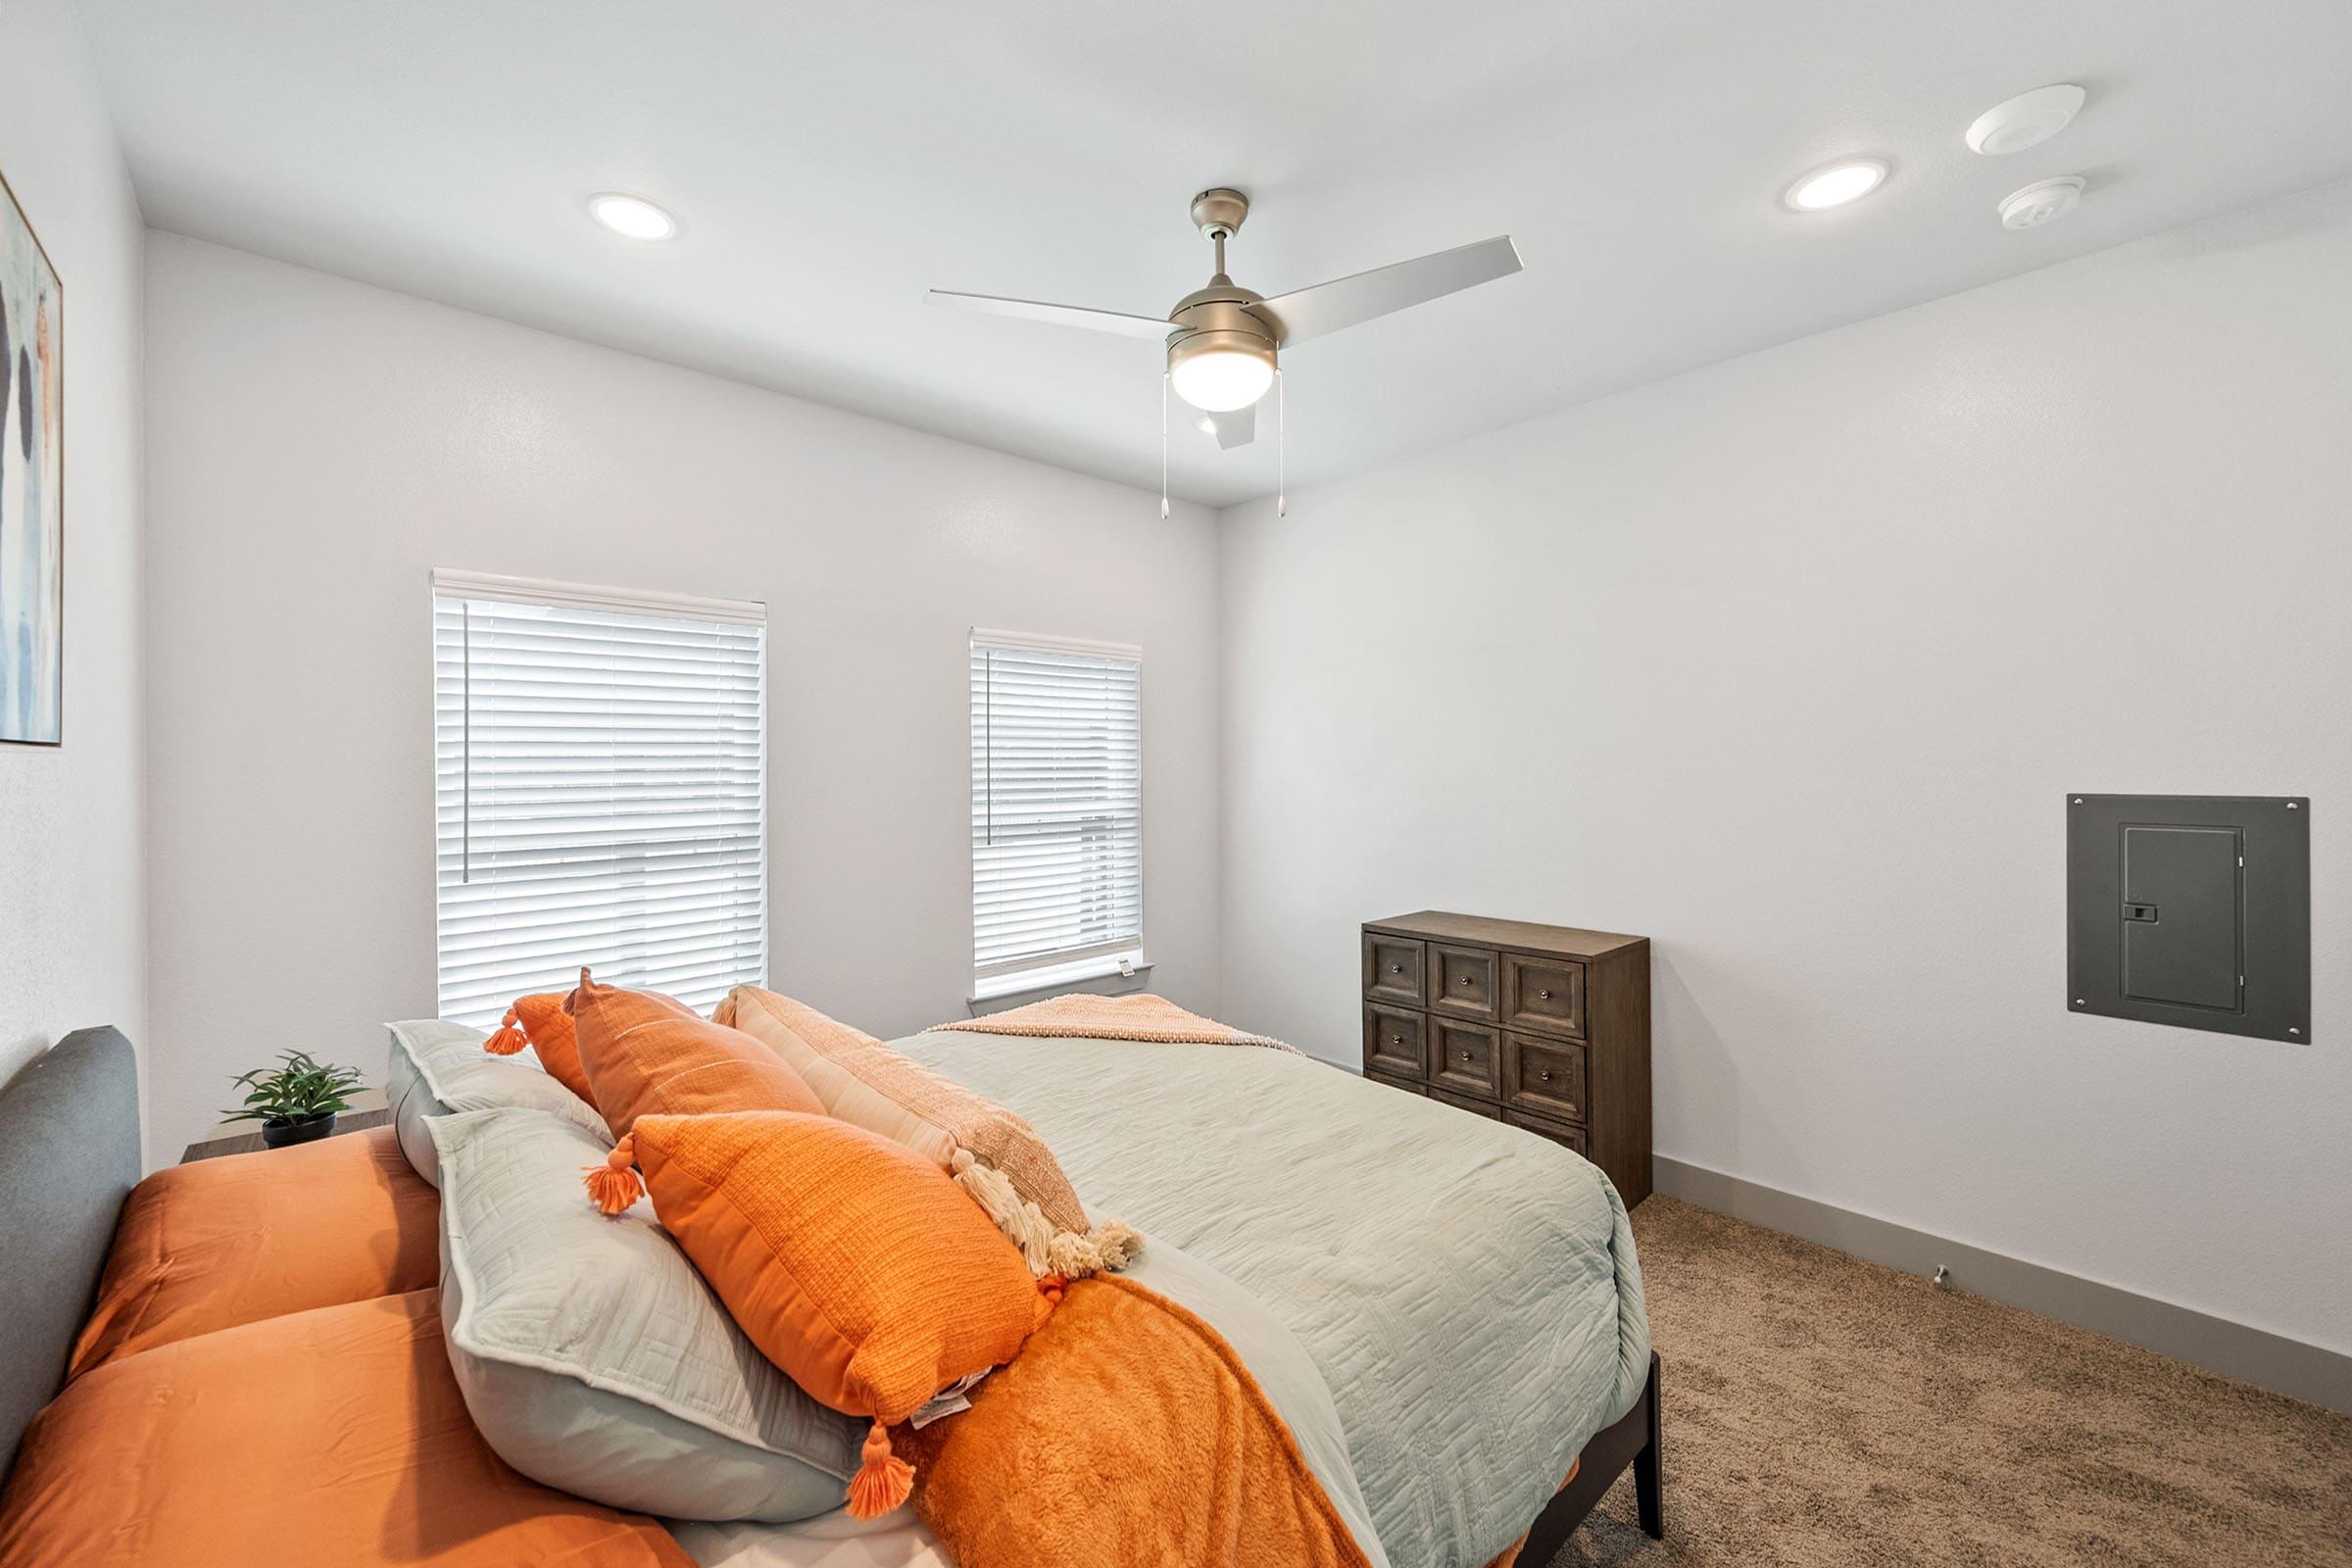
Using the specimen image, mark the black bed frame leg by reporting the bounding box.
[1633,1350,1664,1540]
[1513,1349,1667,1564]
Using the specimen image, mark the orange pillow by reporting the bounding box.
[567,969,826,1213]
[0,1291,693,1568]
[567,969,821,1139]
[717,986,1109,1269]
[69,1126,439,1377]
[482,991,598,1106]
[630,1109,1053,1519]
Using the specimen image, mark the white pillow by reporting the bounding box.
[428,1106,860,1522]
[384,1018,608,1185]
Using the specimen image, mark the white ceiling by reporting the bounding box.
[76,0,2352,507]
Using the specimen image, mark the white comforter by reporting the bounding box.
[676,1032,1649,1568]
[897,1031,1650,1568]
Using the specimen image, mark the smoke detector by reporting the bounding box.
[1998,176,2086,231]
[1966,84,2086,156]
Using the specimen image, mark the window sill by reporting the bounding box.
[968,953,1152,1013]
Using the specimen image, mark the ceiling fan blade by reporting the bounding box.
[1211,404,1256,450]
[926,290,1173,341]
[1256,236,1522,347]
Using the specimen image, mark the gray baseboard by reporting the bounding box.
[1652,1154,2352,1416]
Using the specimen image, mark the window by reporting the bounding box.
[432,570,766,1026]
[969,629,1143,995]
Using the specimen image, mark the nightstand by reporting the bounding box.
[178,1087,393,1164]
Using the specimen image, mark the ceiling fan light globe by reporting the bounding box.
[1169,345,1274,412]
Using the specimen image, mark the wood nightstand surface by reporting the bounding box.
[178,1087,392,1164]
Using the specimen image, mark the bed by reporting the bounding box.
[677,1022,1660,1568]
[905,1027,1654,1563]
[0,1017,1661,1568]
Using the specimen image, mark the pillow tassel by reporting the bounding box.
[484,1005,528,1055]
[582,1135,644,1214]
[846,1419,914,1520]
[951,1149,1054,1273]
[1088,1217,1143,1271]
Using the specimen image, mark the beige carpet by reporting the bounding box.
[1545,1198,2351,1568]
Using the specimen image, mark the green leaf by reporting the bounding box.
[225,1052,369,1120]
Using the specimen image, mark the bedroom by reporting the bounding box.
[0,1,2346,1564]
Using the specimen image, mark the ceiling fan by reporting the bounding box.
[929,188,1521,505]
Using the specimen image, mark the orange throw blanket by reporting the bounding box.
[932,993,1295,1054]
[1478,1461,1578,1568]
[896,1272,1371,1568]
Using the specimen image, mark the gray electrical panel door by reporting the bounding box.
[2067,795,2309,1042]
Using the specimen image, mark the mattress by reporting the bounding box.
[884,1030,1652,1568]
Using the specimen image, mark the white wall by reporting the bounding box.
[0,0,147,1139]
[1218,181,2352,1355]
[142,234,1221,1164]
[128,169,2352,1353]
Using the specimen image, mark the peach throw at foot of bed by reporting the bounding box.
[929,993,1294,1053]
[895,1270,1372,1568]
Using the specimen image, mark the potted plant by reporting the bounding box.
[223,1051,368,1149]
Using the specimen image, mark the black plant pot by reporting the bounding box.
[262,1110,338,1149]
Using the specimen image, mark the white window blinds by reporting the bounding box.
[432,570,766,1027]
[970,630,1144,983]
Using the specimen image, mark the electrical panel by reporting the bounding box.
[2067,795,2309,1042]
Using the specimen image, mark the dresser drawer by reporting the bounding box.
[1364,1069,1425,1098]
[1361,932,1427,1007]
[1428,1016,1500,1099]
[1429,944,1498,1017]
[1503,1033,1587,1124]
[1506,1108,1590,1157]
[1430,1085,1502,1119]
[1361,1004,1427,1079]
[1500,953,1585,1038]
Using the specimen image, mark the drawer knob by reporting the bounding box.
[1541,1069,1552,1082]
[1390,963,1402,974]
[1539,989,1551,1001]
[1461,1051,1473,1062]
[1460,977,1472,987]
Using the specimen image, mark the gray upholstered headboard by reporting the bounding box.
[0,1027,139,1482]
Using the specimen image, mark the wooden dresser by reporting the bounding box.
[1361,910,1651,1205]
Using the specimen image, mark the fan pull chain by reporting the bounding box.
[1160,371,1170,519]
[1277,368,1287,518]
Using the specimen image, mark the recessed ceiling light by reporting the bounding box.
[588,193,677,240]
[1784,158,1889,213]
[1966,84,2086,157]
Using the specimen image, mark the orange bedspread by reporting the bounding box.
[0,1291,692,1568]
[895,1271,1372,1568]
